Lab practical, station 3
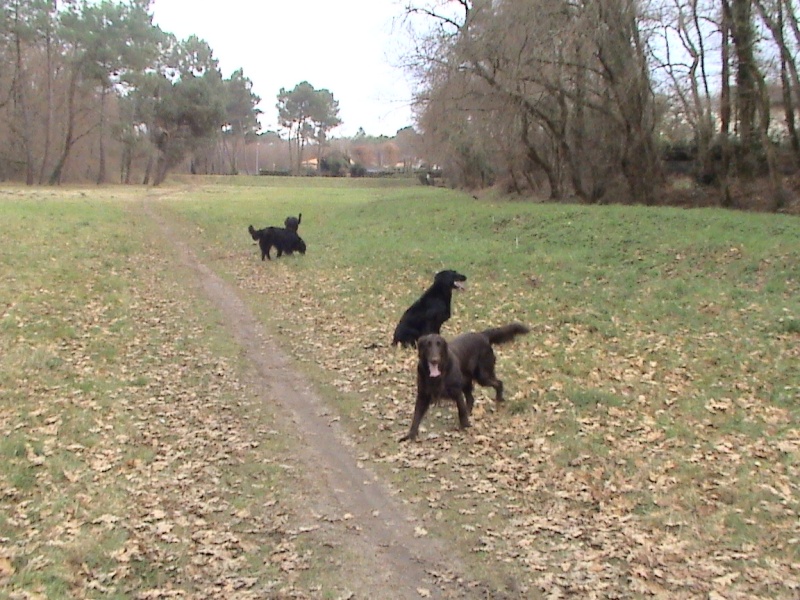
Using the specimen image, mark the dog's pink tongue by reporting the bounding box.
[428,362,441,377]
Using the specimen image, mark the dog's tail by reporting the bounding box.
[481,322,530,345]
[297,213,302,225]
[248,224,258,240]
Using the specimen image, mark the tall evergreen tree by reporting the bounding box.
[150,36,225,185]
[277,81,341,173]
[221,68,261,174]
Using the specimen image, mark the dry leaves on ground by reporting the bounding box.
[235,254,800,599]
[1,246,321,599]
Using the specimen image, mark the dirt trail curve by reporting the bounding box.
[144,202,491,599]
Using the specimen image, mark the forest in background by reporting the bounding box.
[4,0,800,212]
[404,0,800,211]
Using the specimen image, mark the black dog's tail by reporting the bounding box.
[297,213,302,225]
[248,224,259,240]
[481,322,530,345]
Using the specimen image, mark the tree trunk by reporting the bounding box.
[143,153,153,185]
[754,70,787,210]
[287,126,295,174]
[38,10,56,184]
[96,87,108,184]
[596,0,660,205]
[12,6,36,186]
[520,109,562,199]
[727,0,760,176]
[48,65,81,185]
[720,4,735,207]
[779,46,800,163]
[153,153,169,186]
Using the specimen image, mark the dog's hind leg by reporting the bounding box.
[463,382,476,413]
[476,354,504,402]
[490,378,504,402]
[477,374,503,402]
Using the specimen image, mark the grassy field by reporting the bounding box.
[2,178,799,598]
[0,185,357,599]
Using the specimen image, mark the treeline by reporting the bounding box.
[404,0,800,210]
[1,0,260,185]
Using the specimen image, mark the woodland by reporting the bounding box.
[4,0,800,211]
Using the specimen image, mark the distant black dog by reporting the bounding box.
[248,224,306,261]
[400,323,529,442]
[284,213,302,232]
[392,270,467,347]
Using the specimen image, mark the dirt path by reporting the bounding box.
[144,203,487,599]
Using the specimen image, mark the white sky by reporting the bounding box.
[150,0,416,138]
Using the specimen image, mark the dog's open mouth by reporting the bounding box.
[454,281,466,291]
[428,361,441,377]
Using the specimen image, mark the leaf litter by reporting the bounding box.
[227,219,799,598]
[1,202,412,599]
[3,195,798,599]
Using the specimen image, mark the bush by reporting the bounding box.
[320,152,351,177]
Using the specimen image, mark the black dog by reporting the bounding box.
[248,224,306,261]
[400,322,529,442]
[392,270,467,347]
[284,213,302,232]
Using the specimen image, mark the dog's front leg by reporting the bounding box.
[454,392,471,430]
[400,392,430,442]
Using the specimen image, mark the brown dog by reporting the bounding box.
[400,322,529,441]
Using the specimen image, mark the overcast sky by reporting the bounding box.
[150,0,416,138]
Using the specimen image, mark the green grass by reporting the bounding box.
[0,186,345,598]
[150,178,799,590]
[2,177,799,597]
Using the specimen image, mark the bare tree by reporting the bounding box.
[720,0,736,206]
[721,0,788,208]
[755,0,800,162]
[649,0,719,180]
[395,126,423,173]
[405,0,662,203]
[5,0,53,184]
[724,0,761,172]
[594,0,663,204]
